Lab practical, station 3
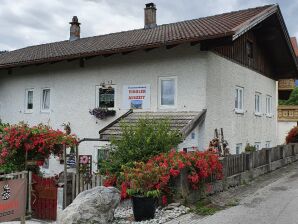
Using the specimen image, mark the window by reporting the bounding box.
[254,142,261,151]
[266,95,272,117]
[25,89,34,113]
[41,88,51,112]
[265,141,271,148]
[255,92,261,115]
[235,86,244,113]
[159,77,177,108]
[236,143,242,155]
[96,86,115,108]
[246,40,253,59]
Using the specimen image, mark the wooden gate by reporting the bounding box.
[31,174,57,221]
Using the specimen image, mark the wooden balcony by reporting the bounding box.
[278,105,298,122]
[278,79,295,91]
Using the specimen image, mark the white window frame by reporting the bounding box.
[265,95,272,117]
[254,142,261,151]
[235,86,244,114]
[254,92,262,116]
[158,76,177,109]
[25,88,34,114]
[265,141,271,148]
[41,88,51,113]
[95,85,116,109]
[236,143,242,155]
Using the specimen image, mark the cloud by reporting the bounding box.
[0,0,297,50]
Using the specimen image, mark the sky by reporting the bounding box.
[0,0,297,51]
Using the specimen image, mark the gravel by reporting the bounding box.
[113,200,191,224]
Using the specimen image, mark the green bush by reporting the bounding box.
[99,117,182,176]
[244,143,256,152]
[279,87,298,105]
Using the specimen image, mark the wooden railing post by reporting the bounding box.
[220,157,228,190]
[247,152,253,171]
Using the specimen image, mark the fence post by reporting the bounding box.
[28,171,32,215]
[220,157,228,190]
[247,152,253,171]
[63,144,67,210]
[266,148,272,172]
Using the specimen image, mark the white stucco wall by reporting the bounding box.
[0,44,279,173]
[277,121,297,145]
[204,52,278,154]
[0,44,207,174]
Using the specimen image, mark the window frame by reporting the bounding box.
[25,88,34,114]
[265,141,271,148]
[254,92,262,116]
[41,88,51,113]
[95,85,116,109]
[265,95,273,117]
[235,86,244,114]
[158,76,177,109]
[236,143,242,155]
[254,142,261,151]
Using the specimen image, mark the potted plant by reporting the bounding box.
[89,107,116,120]
[122,162,162,221]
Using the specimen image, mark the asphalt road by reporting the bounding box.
[171,164,298,224]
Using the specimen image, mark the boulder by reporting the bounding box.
[59,186,120,224]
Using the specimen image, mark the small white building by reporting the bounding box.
[0,4,297,174]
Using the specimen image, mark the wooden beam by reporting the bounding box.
[145,47,159,52]
[103,53,115,58]
[190,41,200,46]
[122,50,135,55]
[166,44,179,49]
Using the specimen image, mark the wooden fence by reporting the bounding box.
[222,143,298,179]
[67,143,298,205]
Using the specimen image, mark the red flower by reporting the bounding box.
[162,195,167,205]
[169,168,180,177]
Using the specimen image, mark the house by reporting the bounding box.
[0,3,297,174]
[277,37,298,144]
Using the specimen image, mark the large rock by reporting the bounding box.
[59,186,120,224]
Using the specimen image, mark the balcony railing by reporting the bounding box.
[278,79,295,91]
[278,105,298,121]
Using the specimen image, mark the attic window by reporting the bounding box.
[246,40,253,59]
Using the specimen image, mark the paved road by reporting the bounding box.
[171,165,298,224]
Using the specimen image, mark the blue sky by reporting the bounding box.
[1,0,297,50]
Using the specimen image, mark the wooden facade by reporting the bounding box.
[278,105,298,122]
[213,31,273,78]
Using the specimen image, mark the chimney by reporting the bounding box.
[144,3,157,29]
[69,16,80,41]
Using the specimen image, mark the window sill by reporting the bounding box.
[235,110,244,115]
[24,110,33,114]
[254,112,262,117]
[40,110,51,114]
[266,114,273,118]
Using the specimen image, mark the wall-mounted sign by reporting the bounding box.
[122,85,151,109]
[0,178,26,222]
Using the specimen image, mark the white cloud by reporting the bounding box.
[0,0,297,50]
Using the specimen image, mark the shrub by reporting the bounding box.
[286,126,298,144]
[117,150,223,204]
[244,143,256,152]
[279,87,298,105]
[99,117,182,177]
[0,122,78,173]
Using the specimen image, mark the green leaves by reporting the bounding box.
[99,117,182,178]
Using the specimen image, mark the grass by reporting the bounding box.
[195,200,220,216]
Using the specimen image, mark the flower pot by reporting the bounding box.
[132,196,156,221]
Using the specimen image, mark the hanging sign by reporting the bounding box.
[122,85,151,109]
[0,178,26,222]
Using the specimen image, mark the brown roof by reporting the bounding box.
[99,110,206,141]
[0,5,277,69]
[291,37,298,57]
